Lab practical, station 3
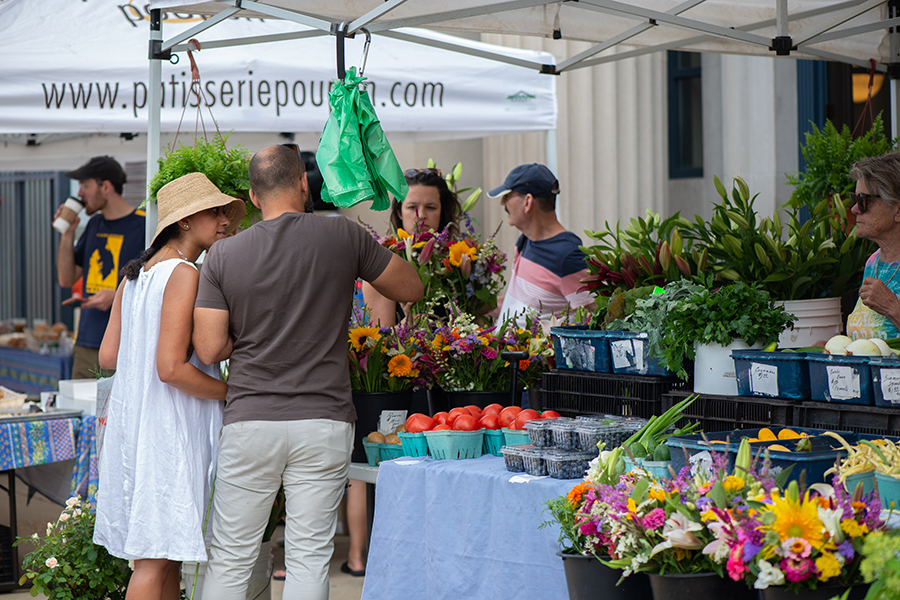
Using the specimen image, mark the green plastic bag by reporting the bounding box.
[317,68,408,210]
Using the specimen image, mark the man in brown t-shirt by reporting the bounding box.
[193,145,423,600]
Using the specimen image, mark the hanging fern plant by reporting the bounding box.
[147,132,257,227]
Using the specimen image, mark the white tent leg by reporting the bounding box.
[892,78,900,140]
[545,128,558,180]
[145,10,163,246]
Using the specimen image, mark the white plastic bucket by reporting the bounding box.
[777,297,844,348]
[693,339,761,396]
[182,541,273,600]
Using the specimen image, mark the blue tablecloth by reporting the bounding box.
[0,347,72,394]
[361,454,576,600]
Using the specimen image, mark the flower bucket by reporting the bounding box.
[648,571,756,600]
[776,297,844,349]
[558,552,651,600]
[182,540,273,600]
[693,339,762,396]
[760,583,869,600]
[351,391,413,463]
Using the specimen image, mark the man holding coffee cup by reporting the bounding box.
[55,156,145,378]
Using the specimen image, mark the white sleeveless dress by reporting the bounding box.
[94,259,224,562]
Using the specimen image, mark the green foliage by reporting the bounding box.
[147,132,255,227]
[786,114,896,208]
[539,492,590,555]
[661,282,795,380]
[16,498,131,600]
[859,529,900,600]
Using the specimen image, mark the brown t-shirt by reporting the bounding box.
[195,212,393,426]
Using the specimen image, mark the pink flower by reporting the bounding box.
[418,237,436,265]
[782,537,812,560]
[481,347,498,359]
[580,521,598,536]
[727,542,749,581]
[642,508,666,530]
[781,557,816,583]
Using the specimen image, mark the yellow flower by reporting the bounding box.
[840,518,868,538]
[397,228,411,240]
[432,334,444,349]
[701,510,718,522]
[412,241,426,249]
[648,487,666,503]
[448,240,477,267]
[767,490,825,546]
[478,336,489,346]
[815,552,842,582]
[722,476,745,493]
[626,497,638,520]
[349,326,381,352]
[388,354,415,377]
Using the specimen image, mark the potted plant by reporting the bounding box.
[147,132,255,228]
[660,281,795,390]
[16,496,132,599]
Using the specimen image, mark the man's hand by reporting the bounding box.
[52,205,79,238]
[67,289,116,311]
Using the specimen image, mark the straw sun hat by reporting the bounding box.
[151,172,246,245]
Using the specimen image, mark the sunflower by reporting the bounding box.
[349,326,381,352]
[388,354,416,377]
[448,240,477,267]
[767,490,825,547]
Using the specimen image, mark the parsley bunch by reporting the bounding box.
[661,282,795,380]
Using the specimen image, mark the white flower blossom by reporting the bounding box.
[45,557,58,569]
[31,533,38,541]
[73,509,82,517]
[754,559,785,590]
[65,497,79,508]
[58,513,70,522]
[817,506,844,544]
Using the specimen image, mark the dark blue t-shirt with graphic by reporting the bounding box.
[73,209,145,348]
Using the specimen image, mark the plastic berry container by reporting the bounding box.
[549,418,580,450]
[545,450,596,480]
[521,447,550,477]
[501,445,526,473]
[525,419,554,447]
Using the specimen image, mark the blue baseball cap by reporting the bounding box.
[487,163,560,199]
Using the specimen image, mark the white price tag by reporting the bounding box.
[559,337,595,370]
[378,410,408,435]
[610,340,633,370]
[826,366,860,400]
[749,363,779,397]
[880,369,900,404]
[632,339,645,372]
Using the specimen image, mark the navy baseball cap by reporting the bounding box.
[65,156,126,187]
[487,163,560,199]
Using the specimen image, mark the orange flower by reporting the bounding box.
[519,359,531,371]
[448,240,477,267]
[388,354,415,377]
[567,482,590,508]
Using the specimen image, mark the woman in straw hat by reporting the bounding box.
[94,173,245,600]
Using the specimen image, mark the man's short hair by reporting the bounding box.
[249,145,302,200]
[532,195,556,212]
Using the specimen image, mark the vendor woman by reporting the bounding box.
[847,152,900,340]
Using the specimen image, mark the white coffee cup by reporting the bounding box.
[53,197,84,234]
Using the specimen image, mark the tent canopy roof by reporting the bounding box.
[148,0,896,72]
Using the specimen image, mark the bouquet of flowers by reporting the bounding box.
[15,497,132,600]
[369,213,507,321]
[422,311,517,392]
[707,476,885,592]
[509,311,555,388]
[348,307,430,393]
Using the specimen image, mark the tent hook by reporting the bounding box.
[358,28,371,78]
[336,21,349,81]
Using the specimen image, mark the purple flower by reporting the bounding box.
[742,541,762,563]
[837,540,855,561]
[481,347,498,359]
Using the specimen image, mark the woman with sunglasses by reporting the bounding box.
[846,152,900,340]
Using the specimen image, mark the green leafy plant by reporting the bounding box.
[147,132,254,227]
[787,113,896,209]
[580,211,709,296]
[660,282,795,380]
[16,497,131,600]
[857,529,900,600]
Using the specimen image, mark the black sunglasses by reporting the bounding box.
[404,168,442,179]
[850,192,881,214]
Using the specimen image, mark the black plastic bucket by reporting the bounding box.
[445,390,513,410]
[351,391,413,463]
[559,553,651,600]
[648,572,757,600]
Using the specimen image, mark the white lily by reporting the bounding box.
[818,505,844,544]
[754,559,785,589]
[650,511,704,557]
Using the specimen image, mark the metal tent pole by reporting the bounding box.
[145,9,165,246]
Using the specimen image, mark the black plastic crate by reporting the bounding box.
[541,370,686,419]
[661,390,796,433]
[794,401,900,436]
[0,525,15,587]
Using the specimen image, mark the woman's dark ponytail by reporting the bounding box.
[121,224,179,281]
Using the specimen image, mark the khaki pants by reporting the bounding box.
[202,419,353,600]
[71,344,114,379]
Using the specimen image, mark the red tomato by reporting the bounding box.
[433,424,452,431]
[405,413,427,430]
[514,409,541,430]
[498,406,522,428]
[540,410,561,420]
[405,414,435,433]
[478,413,501,430]
[465,405,483,420]
[432,411,451,426]
[447,407,470,426]
[482,403,504,416]
[452,414,480,431]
